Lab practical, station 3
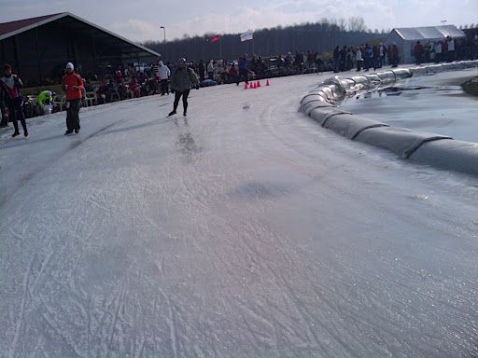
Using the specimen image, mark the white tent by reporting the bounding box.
[385,25,466,65]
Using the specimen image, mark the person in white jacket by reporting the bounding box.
[157,61,171,95]
[207,59,214,80]
[355,47,363,71]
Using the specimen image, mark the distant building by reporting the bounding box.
[385,25,466,65]
[0,12,161,85]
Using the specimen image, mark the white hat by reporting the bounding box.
[66,62,74,70]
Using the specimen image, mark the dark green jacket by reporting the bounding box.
[170,67,199,92]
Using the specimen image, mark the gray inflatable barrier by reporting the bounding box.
[299,99,333,115]
[426,64,444,74]
[300,93,328,105]
[322,113,388,140]
[354,126,451,158]
[300,93,329,107]
[364,74,383,90]
[309,107,351,126]
[409,66,428,76]
[391,68,412,79]
[299,60,478,177]
[462,61,477,69]
[410,139,478,177]
[376,71,397,86]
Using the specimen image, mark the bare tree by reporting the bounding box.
[348,17,367,32]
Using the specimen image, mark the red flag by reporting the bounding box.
[210,35,220,43]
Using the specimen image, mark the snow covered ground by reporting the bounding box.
[1,71,478,358]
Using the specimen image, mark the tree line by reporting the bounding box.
[142,17,386,63]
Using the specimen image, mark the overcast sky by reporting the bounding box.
[1,0,476,43]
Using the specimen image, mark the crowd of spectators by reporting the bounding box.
[6,32,478,120]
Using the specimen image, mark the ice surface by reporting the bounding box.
[1,72,478,358]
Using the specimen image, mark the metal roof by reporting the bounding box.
[0,12,160,58]
[0,13,62,36]
[393,25,465,41]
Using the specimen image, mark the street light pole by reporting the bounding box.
[160,26,166,42]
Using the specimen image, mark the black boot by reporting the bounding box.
[168,110,177,116]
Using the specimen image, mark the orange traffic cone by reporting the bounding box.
[257,81,261,88]
[251,82,255,89]
[244,82,248,89]
[266,79,270,86]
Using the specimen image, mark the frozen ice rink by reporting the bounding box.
[1,70,478,358]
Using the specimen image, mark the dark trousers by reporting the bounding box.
[415,53,423,65]
[1,105,9,126]
[236,69,248,85]
[8,97,27,134]
[356,60,363,71]
[173,90,190,114]
[66,99,81,131]
[160,79,169,95]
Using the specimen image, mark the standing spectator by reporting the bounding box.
[198,60,206,82]
[378,42,386,68]
[207,59,215,81]
[168,58,199,117]
[157,61,171,96]
[0,64,28,137]
[363,44,373,71]
[339,46,347,72]
[414,41,424,65]
[356,47,363,71]
[228,62,238,83]
[372,45,380,70]
[61,62,84,135]
[236,55,249,86]
[434,41,443,63]
[333,46,340,73]
[447,36,455,62]
[390,42,399,67]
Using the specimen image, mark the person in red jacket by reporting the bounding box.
[414,41,424,65]
[61,62,84,134]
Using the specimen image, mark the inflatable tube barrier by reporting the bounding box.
[376,71,397,86]
[391,68,413,80]
[299,100,333,115]
[461,61,477,69]
[321,113,388,140]
[354,126,452,159]
[300,92,327,104]
[409,66,428,76]
[363,74,383,90]
[409,139,478,177]
[426,64,444,74]
[299,60,478,177]
[309,107,351,126]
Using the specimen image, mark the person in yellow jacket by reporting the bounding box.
[61,62,84,134]
[37,90,54,114]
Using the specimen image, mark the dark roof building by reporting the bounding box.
[0,12,161,85]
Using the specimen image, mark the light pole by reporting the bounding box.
[160,26,166,42]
